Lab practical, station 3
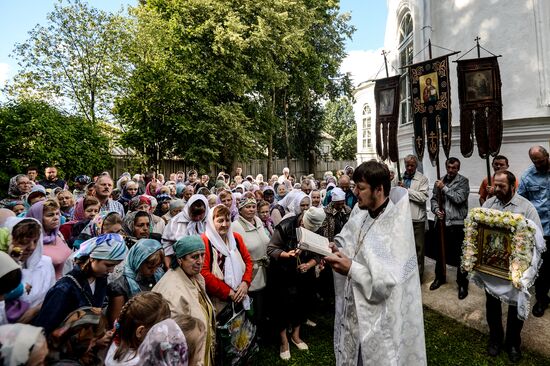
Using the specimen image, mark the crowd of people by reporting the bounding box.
[0,164,360,365]
[0,144,547,365]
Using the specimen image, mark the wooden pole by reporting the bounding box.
[475,36,493,190]
[429,39,447,279]
[382,50,401,182]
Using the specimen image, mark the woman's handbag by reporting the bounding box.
[215,300,258,365]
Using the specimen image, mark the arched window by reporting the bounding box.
[398,12,413,125]
[362,104,372,149]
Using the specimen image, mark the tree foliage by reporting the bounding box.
[7,0,132,125]
[322,97,357,160]
[117,0,354,173]
[0,100,113,190]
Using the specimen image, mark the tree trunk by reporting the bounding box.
[284,90,291,169]
[267,133,273,178]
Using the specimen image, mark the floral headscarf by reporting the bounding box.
[75,233,128,261]
[137,319,188,366]
[7,174,27,198]
[50,306,107,366]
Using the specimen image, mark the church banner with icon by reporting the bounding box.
[456,56,503,158]
[409,56,452,163]
[374,75,400,162]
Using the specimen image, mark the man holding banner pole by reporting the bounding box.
[429,157,470,299]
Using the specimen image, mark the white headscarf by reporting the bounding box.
[162,195,209,256]
[4,217,55,307]
[0,324,45,366]
[205,205,249,308]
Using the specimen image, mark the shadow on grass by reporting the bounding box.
[251,306,550,365]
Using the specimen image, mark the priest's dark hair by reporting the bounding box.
[353,160,391,197]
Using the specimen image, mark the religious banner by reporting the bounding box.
[374,75,400,162]
[409,56,452,163]
[456,56,503,158]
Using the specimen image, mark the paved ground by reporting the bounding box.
[421,258,550,356]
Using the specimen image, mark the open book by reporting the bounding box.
[296,227,334,257]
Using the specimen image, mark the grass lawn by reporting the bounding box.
[251,306,550,365]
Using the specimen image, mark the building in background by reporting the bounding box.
[354,0,550,207]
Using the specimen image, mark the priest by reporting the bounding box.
[324,160,426,366]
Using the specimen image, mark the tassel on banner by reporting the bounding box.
[460,110,475,158]
[374,75,401,162]
[409,55,452,165]
[456,56,503,158]
[474,109,490,158]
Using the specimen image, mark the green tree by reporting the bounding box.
[0,100,113,190]
[7,0,132,125]
[117,0,353,174]
[322,97,357,160]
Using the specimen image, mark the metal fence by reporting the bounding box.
[110,157,356,180]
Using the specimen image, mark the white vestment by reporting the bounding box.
[333,187,426,366]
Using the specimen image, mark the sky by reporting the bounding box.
[0,1,387,90]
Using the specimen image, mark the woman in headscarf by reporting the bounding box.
[267,196,325,360]
[154,193,172,219]
[309,188,323,208]
[49,307,109,366]
[26,199,72,279]
[116,172,132,191]
[118,181,139,213]
[123,211,158,248]
[271,189,299,226]
[145,180,160,197]
[107,238,164,324]
[162,195,209,266]
[0,251,24,325]
[33,233,128,334]
[138,318,189,366]
[1,175,32,208]
[231,196,270,339]
[200,204,253,313]
[162,199,185,224]
[0,324,48,366]
[3,217,55,311]
[56,189,75,222]
[153,235,216,366]
[73,211,124,250]
[257,200,275,238]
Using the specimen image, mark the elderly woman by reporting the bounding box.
[153,235,216,366]
[200,204,253,313]
[267,200,326,360]
[56,190,75,222]
[231,196,270,338]
[34,233,128,334]
[26,199,72,279]
[1,175,32,206]
[163,198,185,223]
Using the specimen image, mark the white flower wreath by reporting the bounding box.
[462,207,536,289]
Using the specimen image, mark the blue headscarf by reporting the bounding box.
[75,233,128,261]
[123,239,164,297]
